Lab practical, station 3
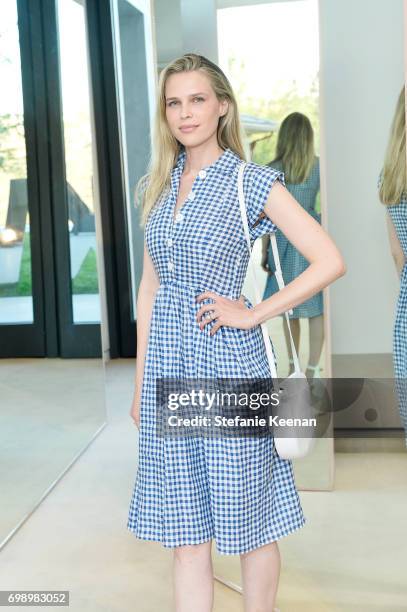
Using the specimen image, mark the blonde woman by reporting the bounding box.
[378,87,407,447]
[262,112,324,378]
[127,53,346,612]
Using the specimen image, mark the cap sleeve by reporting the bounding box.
[242,162,285,241]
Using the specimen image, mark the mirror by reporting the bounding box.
[218,0,324,376]
[217,0,333,493]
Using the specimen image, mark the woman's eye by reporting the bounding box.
[167,101,178,107]
[193,97,204,102]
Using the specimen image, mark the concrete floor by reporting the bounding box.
[0,359,406,611]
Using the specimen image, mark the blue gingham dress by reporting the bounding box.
[385,191,407,447]
[263,157,323,318]
[127,147,306,554]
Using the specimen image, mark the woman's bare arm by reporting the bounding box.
[252,182,346,325]
[130,241,160,425]
[386,211,406,279]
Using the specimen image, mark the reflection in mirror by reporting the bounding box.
[261,112,323,380]
[216,0,331,495]
[377,88,407,446]
[217,0,324,382]
[320,0,406,442]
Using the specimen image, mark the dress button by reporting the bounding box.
[198,170,207,179]
[167,261,174,271]
[175,212,183,222]
[188,191,196,201]
[167,238,173,246]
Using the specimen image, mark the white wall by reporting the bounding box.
[319,0,405,356]
[181,0,218,61]
[153,0,183,66]
[154,0,218,66]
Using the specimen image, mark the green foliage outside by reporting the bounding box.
[0,235,98,298]
[72,246,99,294]
[227,57,320,165]
[226,57,321,213]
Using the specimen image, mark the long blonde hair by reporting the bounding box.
[272,112,316,184]
[136,53,246,226]
[379,87,407,206]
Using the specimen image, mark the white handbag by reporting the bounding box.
[237,162,316,460]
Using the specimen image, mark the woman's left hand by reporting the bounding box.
[195,291,257,335]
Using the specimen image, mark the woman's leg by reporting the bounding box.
[240,541,281,612]
[173,541,214,612]
[283,317,300,375]
[306,314,324,377]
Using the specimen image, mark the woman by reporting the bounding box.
[378,87,407,448]
[127,53,346,612]
[262,112,324,378]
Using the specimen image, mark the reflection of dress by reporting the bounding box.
[127,147,306,555]
[386,193,407,447]
[263,157,323,318]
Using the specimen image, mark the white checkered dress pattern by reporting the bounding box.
[127,147,306,554]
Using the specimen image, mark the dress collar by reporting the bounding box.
[173,146,242,177]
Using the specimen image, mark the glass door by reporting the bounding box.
[41,0,103,357]
[0,0,46,356]
[56,0,101,327]
[0,0,103,358]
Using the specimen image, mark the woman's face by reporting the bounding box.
[164,69,228,148]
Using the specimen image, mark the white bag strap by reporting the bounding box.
[237,162,301,378]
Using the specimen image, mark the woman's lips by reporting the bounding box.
[179,125,198,132]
